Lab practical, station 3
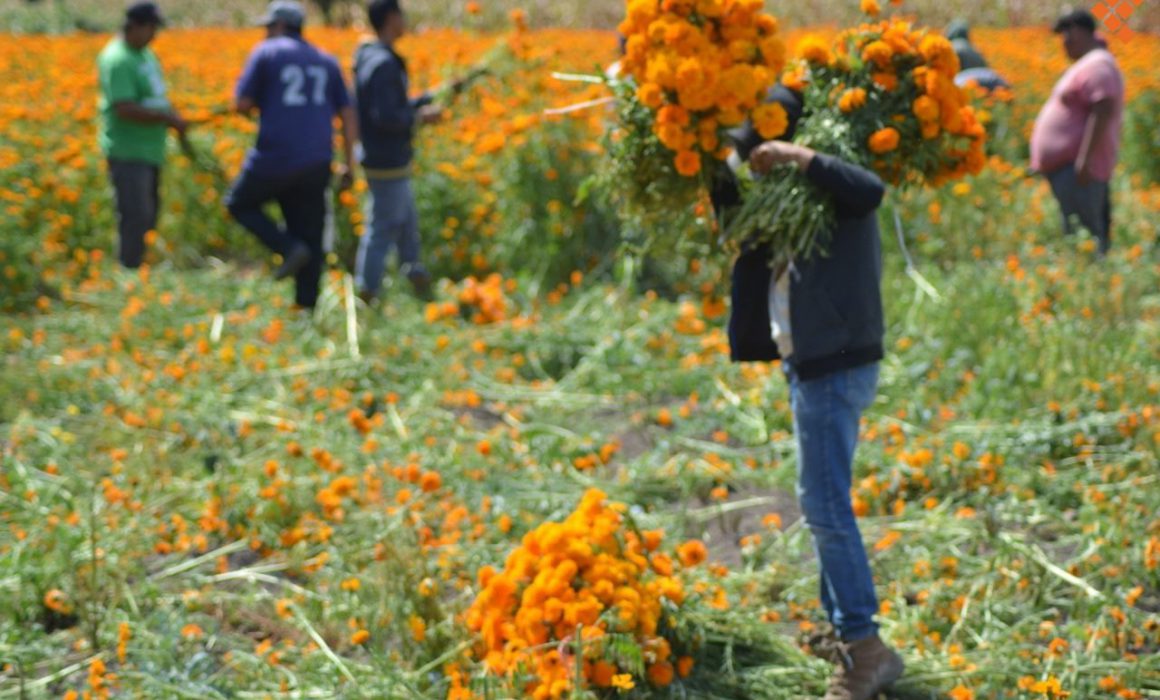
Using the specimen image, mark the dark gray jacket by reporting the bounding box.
[353,41,432,171]
[727,154,886,381]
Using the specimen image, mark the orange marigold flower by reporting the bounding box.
[657,104,690,127]
[871,71,898,91]
[912,95,939,122]
[861,40,894,68]
[351,629,370,645]
[637,82,665,110]
[180,623,204,639]
[868,127,901,154]
[839,87,868,113]
[420,470,442,492]
[677,149,700,176]
[949,685,975,700]
[797,35,833,65]
[677,539,707,567]
[591,660,617,687]
[409,614,427,642]
[752,101,788,139]
[43,589,72,615]
[647,661,675,686]
[861,0,881,16]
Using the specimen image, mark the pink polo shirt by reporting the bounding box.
[1030,48,1124,181]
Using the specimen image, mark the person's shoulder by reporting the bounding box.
[99,38,129,62]
[1085,49,1125,78]
[1085,48,1119,67]
[247,38,279,60]
[355,41,397,75]
[1098,49,1124,73]
[356,40,393,63]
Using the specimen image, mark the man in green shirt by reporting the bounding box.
[97,1,186,268]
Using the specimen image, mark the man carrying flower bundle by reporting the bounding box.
[1030,9,1124,254]
[727,87,905,700]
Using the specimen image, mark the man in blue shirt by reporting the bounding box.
[226,1,358,310]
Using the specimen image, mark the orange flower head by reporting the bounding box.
[868,127,900,154]
[752,101,789,139]
[677,539,708,566]
[674,150,702,176]
[797,35,833,66]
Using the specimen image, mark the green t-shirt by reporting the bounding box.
[98,38,171,165]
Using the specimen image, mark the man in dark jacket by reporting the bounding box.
[726,87,904,700]
[353,0,444,301]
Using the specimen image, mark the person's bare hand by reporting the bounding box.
[750,141,815,175]
[418,105,444,126]
[1075,160,1094,186]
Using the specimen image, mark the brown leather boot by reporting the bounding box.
[822,635,904,700]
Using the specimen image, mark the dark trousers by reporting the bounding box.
[107,159,160,269]
[226,163,331,308]
[1045,164,1112,254]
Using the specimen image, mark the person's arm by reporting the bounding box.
[805,152,885,218]
[410,90,435,110]
[234,49,263,115]
[1075,98,1114,185]
[751,141,885,218]
[106,56,185,132]
[235,96,258,114]
[363,58,442,133]
[114,102,186,132]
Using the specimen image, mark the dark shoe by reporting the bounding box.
[407,270,433,300]
[275,245,312,280]
[822,635,904,700]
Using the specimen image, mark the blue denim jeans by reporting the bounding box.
[355,177,424,296]
[787,361,881,641]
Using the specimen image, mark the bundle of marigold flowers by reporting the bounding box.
[463,488,697,699]
[600,0,789,231]
[728,18,987,259]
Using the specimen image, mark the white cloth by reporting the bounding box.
[768,266,793,358]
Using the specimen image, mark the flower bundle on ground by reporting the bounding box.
[729,17,988,259]
[599,0,788,235]
[464,488,694,698]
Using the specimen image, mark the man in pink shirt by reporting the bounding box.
[1030,9,1124,254]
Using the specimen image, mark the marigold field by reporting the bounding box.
[2,19,1160,700]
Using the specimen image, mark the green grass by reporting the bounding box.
[1,159,1158,697]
